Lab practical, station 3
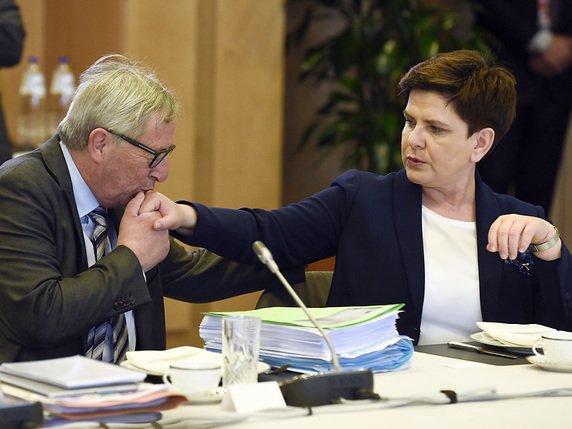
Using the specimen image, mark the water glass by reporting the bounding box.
[222,315,261,386]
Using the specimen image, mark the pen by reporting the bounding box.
[447,341,518,359]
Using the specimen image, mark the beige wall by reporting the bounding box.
[2,0,285,347]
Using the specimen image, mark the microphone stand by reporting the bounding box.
[252,241,374,407]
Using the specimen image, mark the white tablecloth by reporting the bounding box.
[155,352,572,429]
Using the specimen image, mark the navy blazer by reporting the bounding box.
[189,169,572,343]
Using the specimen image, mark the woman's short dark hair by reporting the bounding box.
[398,49,516,148]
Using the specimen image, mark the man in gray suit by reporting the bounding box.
[0,54,303,363]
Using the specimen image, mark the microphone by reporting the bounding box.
[252,241,374,407]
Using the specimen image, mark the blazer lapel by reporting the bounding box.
[392,171,504,326]
[39,137,89,270]
[393,170,425,328]
[39,137,92,351]
[475,173,503,321]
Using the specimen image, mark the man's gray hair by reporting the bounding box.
[59,54,179,149]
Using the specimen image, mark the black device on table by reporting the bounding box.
[416,342,530,366]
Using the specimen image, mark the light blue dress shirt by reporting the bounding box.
[60,142,136,359]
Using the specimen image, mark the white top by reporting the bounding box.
[418,205,482,345]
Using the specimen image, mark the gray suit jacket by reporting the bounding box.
[0,136,303,362]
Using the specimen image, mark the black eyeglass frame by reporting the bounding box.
[104,128,176,168]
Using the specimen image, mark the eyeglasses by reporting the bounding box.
[104,128,176,168]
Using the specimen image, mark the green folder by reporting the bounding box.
[203,304,404,329]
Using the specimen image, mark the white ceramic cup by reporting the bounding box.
[532,330,572,363]
[162,361,221,397]
[222,315,261,387]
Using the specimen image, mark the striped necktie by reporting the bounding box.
[89,206,107,260]
[85,207,129,363]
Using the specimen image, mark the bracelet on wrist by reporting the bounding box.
[529,226,560,254]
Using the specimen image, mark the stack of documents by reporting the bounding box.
[200,305,414,373]
[0,355,186,423]
[0,355,145,396]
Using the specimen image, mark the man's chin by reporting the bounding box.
[120,194,139,207]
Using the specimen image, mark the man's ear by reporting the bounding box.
[87,128,109,164]
[471,127,495,163]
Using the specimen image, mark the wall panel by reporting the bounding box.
[123,0,285,347]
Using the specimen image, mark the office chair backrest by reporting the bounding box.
[255,271,333,309]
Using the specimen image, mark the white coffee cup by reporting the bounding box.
[162,361,221,397]
[532,330,572,364]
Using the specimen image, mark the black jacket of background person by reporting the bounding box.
[474,0,572,106]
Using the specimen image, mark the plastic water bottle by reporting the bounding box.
[17,55,47,149]
[48,56,76,135]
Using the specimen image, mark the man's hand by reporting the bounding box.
[487,214,561,261]
[117,192,171,271]
[139,191,197,234]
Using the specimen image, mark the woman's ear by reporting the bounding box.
[471,127,495,163]
[87,128,109,164]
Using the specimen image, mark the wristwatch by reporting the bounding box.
[530,226,560,254]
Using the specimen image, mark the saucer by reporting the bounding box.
[526,355,572,373]
[470,332,533,353]
[121,346,271,376]
[185,387,225,404]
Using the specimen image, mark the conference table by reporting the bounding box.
[42,346,568,429]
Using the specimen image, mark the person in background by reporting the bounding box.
[0,0,25,165]
[0,54,303,363]
[474,0,572,214]
[141,50,572,345]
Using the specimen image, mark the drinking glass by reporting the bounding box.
[222,315,261,386]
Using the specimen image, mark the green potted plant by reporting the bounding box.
[290,0,487,173]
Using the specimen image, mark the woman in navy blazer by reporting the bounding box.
[143,50,572,344]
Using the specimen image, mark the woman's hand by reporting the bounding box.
[139,191,198,234]
[487,214,561,261]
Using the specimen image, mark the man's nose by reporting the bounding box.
[150,158,169,182]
